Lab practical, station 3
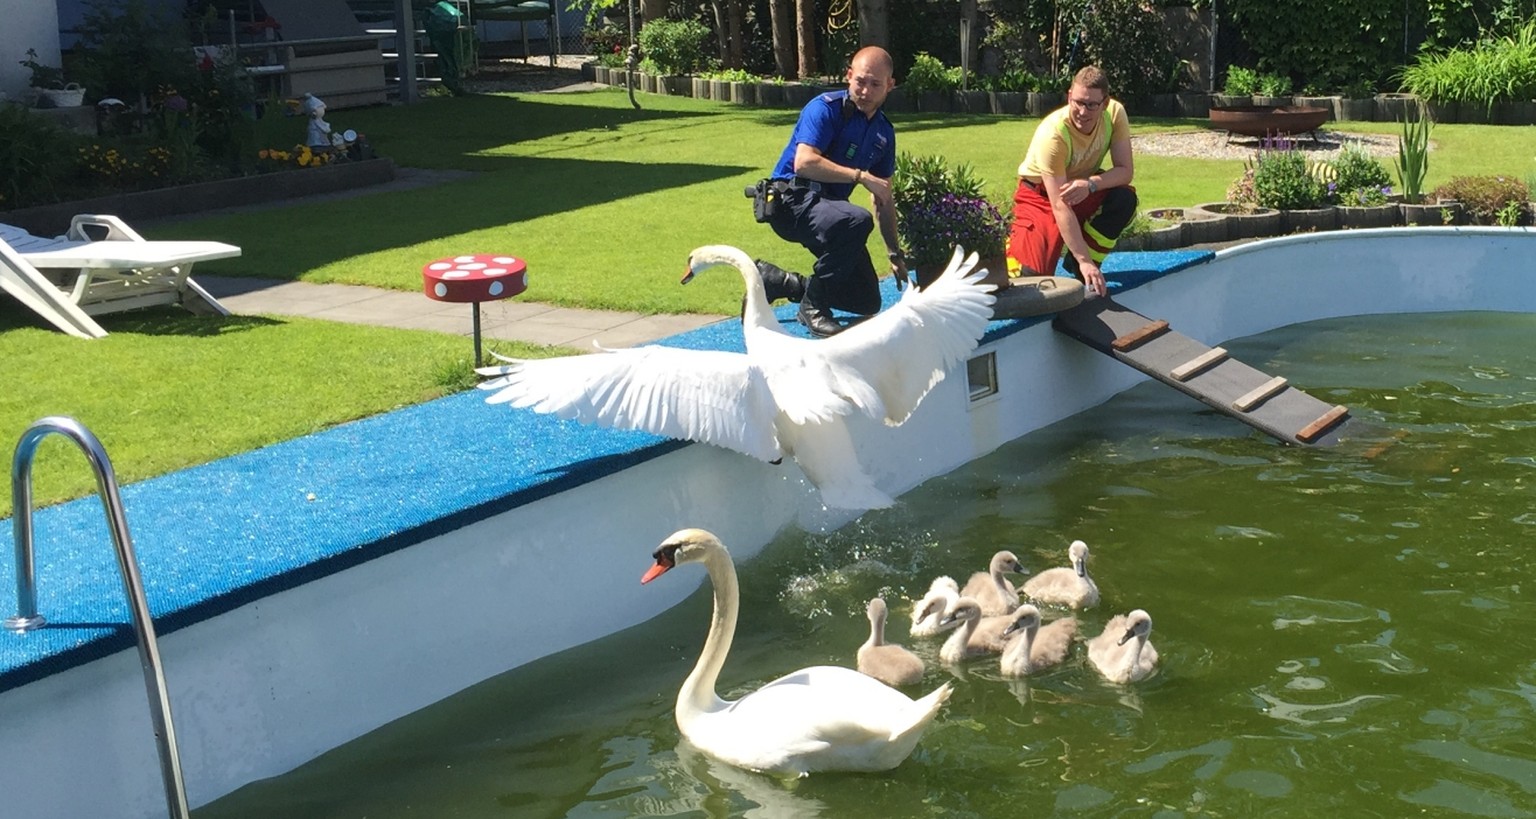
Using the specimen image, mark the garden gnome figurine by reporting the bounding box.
[303,93,333,150]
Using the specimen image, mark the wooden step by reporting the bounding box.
[1170,346,1228,382]
[1052,297,1358,446]
[1296,405,1350,443]
[1233,376,1288,412]
[1111,319,1169,352]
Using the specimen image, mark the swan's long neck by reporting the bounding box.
[991,569,1013,604]
[728,253,779,333]
[869,609,887,647]
[940,617,976,664]
[1002,622,1037,674]
[678,546,739,719]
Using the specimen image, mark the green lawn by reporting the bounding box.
[6,87,1532,514]
[0,307,553,518]
[152,89,1530,319]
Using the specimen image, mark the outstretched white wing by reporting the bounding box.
[478,346,783,463]
[818,247,997,426]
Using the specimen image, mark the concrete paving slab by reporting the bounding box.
[197,275,729,351]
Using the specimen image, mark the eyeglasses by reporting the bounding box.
[1069,97,1105,110]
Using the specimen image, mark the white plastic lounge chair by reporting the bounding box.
[0,215,240,338]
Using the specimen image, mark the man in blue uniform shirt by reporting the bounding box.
[755,46,907,337]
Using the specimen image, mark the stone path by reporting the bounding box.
[198,275,728,351]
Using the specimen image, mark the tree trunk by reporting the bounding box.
[769,0,797,78]
[725,0,744,68]
[795,0,818,78]
[641,0,667,24]
[856,0,888,49]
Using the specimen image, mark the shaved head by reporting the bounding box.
[851,46,894,78]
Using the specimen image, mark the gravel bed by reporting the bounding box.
[1134,129,1402,160]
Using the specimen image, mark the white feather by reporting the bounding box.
[478,244,995,510]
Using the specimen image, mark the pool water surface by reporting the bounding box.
[199,311,1536,818]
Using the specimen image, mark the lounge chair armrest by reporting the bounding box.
[68,214,146,243]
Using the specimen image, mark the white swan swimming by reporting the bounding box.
[642,528,952,776]
[909,575,959,638]
[477,245,996,510]
[960,550,1026,616]
[1087,609,1160,684]
[857,597,926,687]
[1021,540,1100,609]
[998,604,1078,677]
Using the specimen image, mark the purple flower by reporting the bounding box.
[165,94,189,112]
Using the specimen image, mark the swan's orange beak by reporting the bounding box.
[641,562,670,584]
[680,269,695,285]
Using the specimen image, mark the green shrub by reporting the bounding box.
[1430,175,1531,224]
[1330,145,1393,203]
[1257,72,1292,96]
[903,52,961,93]
[1062,0,1185,95]
[1224,66,1260,96]
[637,18,712,75]
[1246,142,1328,210]
[1228,0,1398,92]
[1399,20,1536,108]
[0,106,81,209]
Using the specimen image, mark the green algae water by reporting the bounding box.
[200,311,1536,818]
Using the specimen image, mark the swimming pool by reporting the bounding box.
[1,228,1530,817]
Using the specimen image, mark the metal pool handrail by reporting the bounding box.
[4,416,189,819]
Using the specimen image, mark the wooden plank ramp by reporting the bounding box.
[1052,298,1354,446]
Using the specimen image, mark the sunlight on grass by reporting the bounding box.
[153,88,1530,318]
[0,308,560,517]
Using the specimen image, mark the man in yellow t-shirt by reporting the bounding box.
[1008,65,1137,298]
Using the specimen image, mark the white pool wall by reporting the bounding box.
[0,227,1530,819]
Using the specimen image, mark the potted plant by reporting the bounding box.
[893,153,1011,289]
[19,48,85,108]
[1213,66,1258,108]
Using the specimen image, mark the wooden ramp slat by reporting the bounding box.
[1052,298,1354,446]
[1171,346,1228,381]
[1297,405,1351,443]
[1233,376,1288,411]
[1111,319,1169,352]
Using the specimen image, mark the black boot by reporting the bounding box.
[755,259,806,303]
[797,276,844,337]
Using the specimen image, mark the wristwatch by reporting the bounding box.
[887,249,905,264]
[1088,177,1099,194]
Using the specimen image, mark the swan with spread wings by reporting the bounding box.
[476,244,996,510]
